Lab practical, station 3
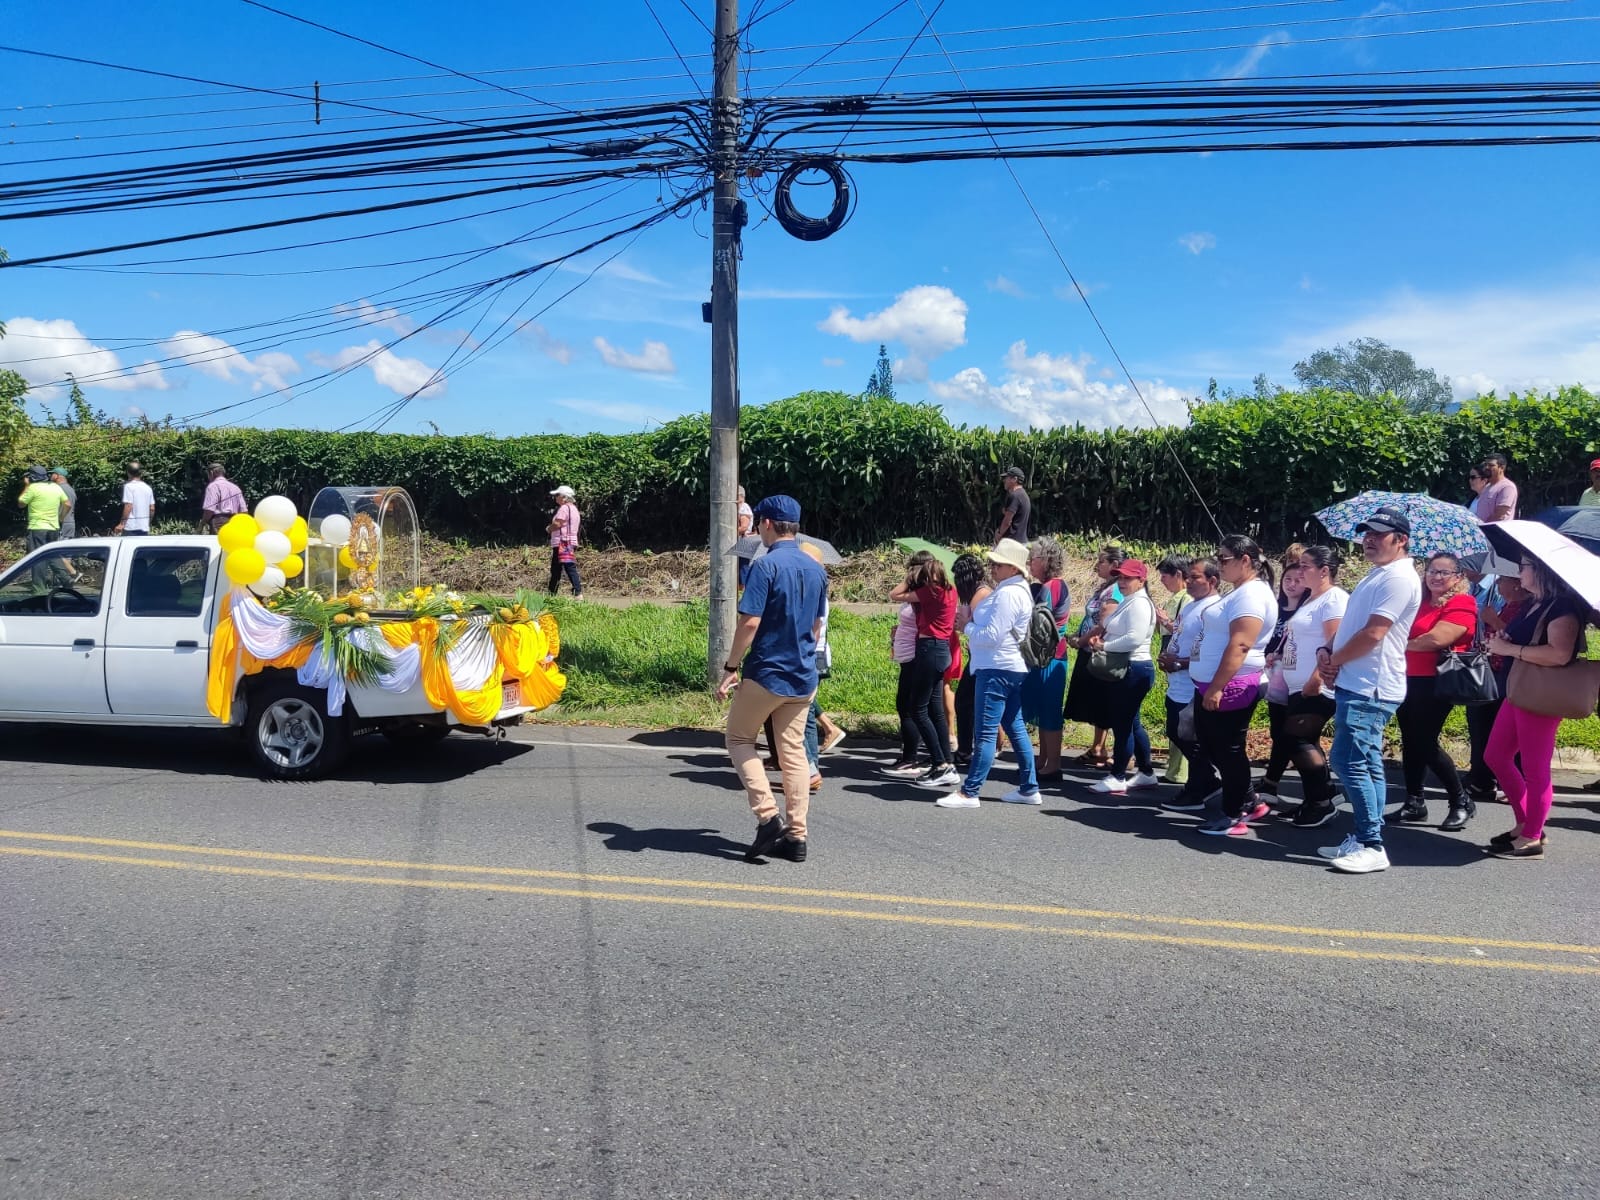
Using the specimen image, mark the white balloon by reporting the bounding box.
[319,514,351,546]
[254,494,298,533]
[248,566,287,597]
[254,530,292,565]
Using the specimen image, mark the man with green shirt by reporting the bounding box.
[1579,458,1600,507]
[17,465,69,590]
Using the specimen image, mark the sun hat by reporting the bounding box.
[987,538,1030,572]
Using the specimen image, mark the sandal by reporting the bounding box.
[1071,751,1110,768]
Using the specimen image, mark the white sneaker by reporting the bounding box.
[1317,834,1361,860]
[1091,775,1129,794]
[1127,771,1161,790]
[935,791,981,809]
[1002,787,1042,805]
[914,767,961,791]
[1331,844,1391,874]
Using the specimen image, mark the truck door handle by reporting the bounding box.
[176,640,199,649]
[72,638,95,649]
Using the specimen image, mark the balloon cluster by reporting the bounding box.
[217,495,308,597]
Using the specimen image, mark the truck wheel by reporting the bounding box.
[248,680,349,780]
[381,723,451,745]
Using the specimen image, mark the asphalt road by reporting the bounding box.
[2,721,1597,1200]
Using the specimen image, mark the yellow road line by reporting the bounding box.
[4,845,1598,978]
[2,828,1596,957]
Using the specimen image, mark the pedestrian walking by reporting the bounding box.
[114,462,155,536]
[717,495,829,863]
[200,462,248,533]
[546,485,583,598]
[1154,554,1194,784]
[1314,505,1423,874]
[1157,557,1223,814]
[1022,536,1070,779]
[949,552,992,771]
[889,550,959,791]
[1270,546,1348,828]
[48,468,77,539]
[1086,559,1160,795]
[18,465,69,589]
[995,465,1031,545]
[935,538,1040,809]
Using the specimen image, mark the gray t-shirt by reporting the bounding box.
[57,482,77,538]
[1002,487,1031,543]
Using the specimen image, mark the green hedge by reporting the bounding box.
[11,386,1599,547]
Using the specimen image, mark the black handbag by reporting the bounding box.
[1087,649,1131,682]
[1435,647,1499,706]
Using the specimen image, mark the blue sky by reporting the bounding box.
[3,0,1598,437]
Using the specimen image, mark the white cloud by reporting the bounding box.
[593,336,676,374]
[0,317,169,392]
[818,284,968,380]
[929,340,1192,431]
[162,331,300,394]
[821,356,846,368]
[986,275,1027,299]
[523,322,572,364]
[1054,280,1107,302]
[1280,282,1600,400]
[1179,232,1217,256]
[310,341,446,398]
[1225,31,1290,78]
[335,299,417,338]
[556,398,674,427]
[599,259,665,286]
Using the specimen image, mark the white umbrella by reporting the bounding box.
[1481,520,1600,611]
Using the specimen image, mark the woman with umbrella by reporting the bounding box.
[1482,553,1591,859]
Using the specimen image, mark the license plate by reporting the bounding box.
[501,680,521,709]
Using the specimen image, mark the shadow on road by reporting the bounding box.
[0,724,531,784]
[586,821,748,860]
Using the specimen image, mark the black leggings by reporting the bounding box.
[956,671,977,758]
[1264,700,1291,783]
[1281,692,1337,806]
[898,637,953,767]
[548,546,582,596]
[1397,674,1464,800]
[1194,696,1260,818]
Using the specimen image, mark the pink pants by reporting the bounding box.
[1483,700,1561,840]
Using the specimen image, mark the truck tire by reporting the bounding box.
[247,679,349,780]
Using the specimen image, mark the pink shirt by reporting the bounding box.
[202,477,246,515]
[1478,477,1517,521]
[892,605,918,664]
[549,502,580,548]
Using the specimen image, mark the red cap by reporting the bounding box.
[1115,559,1149,580]
[1589,458,1600,471]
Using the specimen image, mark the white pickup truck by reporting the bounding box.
[0,535,534,778]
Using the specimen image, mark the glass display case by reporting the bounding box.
[303,486,420,597]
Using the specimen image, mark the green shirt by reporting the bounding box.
[1580,487,1600,507]
[19,481,66,532]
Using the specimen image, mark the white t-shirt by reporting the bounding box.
[1281,587,1350,697]
[1331,558,1422,703]
[1166,593,1221,704]
[121,479,155,532]
[1189,578,1276,684]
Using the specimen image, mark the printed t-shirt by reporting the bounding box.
[1281,587,1350,697]
[913,583,957,639]
[1167,593,1221,704]
[121,479,155,532]
[1405,593,1478,676]
[1331,557,1422,703]
[1189,579,1277,684]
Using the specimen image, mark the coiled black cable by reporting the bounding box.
[773,157,853,241]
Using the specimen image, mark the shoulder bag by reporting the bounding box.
[1086,592,1152,682]
[1434,609,1499,707]
[1505,607,1600,719]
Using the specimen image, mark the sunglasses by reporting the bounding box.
[1215,554,1237,563]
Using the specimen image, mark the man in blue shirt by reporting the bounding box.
[716,495,829,863]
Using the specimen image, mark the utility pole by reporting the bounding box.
[706,0,742,684]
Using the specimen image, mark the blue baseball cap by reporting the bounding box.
[751,494,802,525]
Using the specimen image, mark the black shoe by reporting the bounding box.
[953,753,970,771]
[1256,777,1280,798]
[745,815,786,862]
[1440,797,1473,832]
[1387,797,1429,825]
[775,837,808,863]
[1292,801,1339,829]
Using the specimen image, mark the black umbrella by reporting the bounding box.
[1528,506,1600,555]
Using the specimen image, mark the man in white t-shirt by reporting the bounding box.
[115,462,156,536]
[1313,505,1422,874]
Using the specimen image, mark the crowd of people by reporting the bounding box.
[724,456,1597,875]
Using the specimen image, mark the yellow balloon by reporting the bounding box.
[225,548,267,586]
[217,514,259,553]
[278,553,304,579]
[286,516,308,554]
[338,546,357,570]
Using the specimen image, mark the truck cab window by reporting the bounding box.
[127,547,210,617]
[0,548,109,616]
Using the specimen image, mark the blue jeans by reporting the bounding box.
[962,669,1036,797]
[1105,659,1156,776]
[1330,688,1399,848]
[803,696,821,771]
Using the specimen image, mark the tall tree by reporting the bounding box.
[864,343,896,400]
[1292,337,1453,412]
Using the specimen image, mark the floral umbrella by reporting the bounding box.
[1314,490,1488,559]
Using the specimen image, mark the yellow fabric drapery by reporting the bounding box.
[205,600,565,725]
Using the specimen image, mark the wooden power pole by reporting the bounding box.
[706,0,742,684]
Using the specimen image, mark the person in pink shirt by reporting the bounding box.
[1477,454,1518,522]
[546,484,583,598]
[200,463,247,533]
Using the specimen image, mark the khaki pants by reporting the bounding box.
[726,678,815,840]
